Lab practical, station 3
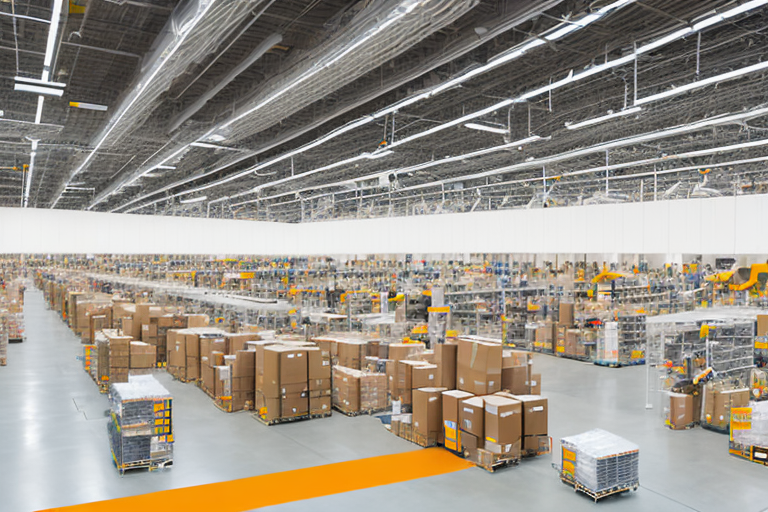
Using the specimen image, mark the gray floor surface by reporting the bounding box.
[1,290,766,512]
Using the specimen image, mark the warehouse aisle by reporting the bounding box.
[1,290,421,512]
[4,291,768,512]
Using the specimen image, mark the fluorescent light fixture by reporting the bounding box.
[42,0,63,68]
[465,123,508,135]
[69,101,108,111]
[15,76,65,88]
[365,149,393,159]
[208,134,226,142]
[155,165,176,170]
[722,0,768,18]
[566,107,642,130]
[23,140,38,208]
[15,83,63,97]
[636,61,768,105]
[189,142,240,151]
[180,195,207,204]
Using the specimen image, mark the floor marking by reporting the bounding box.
[39,447,472,512]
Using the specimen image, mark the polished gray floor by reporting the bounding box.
[1,290,766,512]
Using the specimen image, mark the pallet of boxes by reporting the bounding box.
[388,337,549,470]
[329,337,388,416]
[253,339,333,424]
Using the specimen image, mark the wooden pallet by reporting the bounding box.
[253,410,332,426]
[332,405,388,417]
[111,450,173,475]
[665,420,698,431]
[475,449,520,473]
[559,473,638,502]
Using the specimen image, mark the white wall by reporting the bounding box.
[0,194,766,256]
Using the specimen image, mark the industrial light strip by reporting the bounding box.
[105,0,637,211]
[115,0,768,214]
[51,0,218,209]
[243,108,768,210]
[23,140,38,208]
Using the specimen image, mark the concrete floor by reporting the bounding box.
[1,290,766,512]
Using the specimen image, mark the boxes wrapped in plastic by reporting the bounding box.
[561,428,639,493]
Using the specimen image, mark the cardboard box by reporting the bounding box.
[309,378,331,391]
[282,393,309,417]
[459,396,485,438]
[411,364,439,389]
[510,395,548,436]
[310,395,331,415]
[501,366,529,394]
[255,392,281,421]
[523,435,549,453]
[457,338,502,395]
[388,342,425,363]
[758,315,768,337]
[395,360,430,404]
[669,392,693,428]
[706,388,750,428]
[307,347,331,380]
[461,431,483,463]
[442,390,473,451]
[485,439,521,457]
[484,395,522,445]
[233,350,255,378]
[186,314,209,328]
[129,341,156,369]
[225,333,257,354]
[337,340,367,370]
[413,387,447,444]
[262,346,308,398]
[559,302,574,326]
[201,365,216,395]
[434,343,457,389]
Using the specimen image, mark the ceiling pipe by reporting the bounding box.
[168,33,283,133]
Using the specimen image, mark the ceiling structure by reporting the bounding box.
[2,0,768,222]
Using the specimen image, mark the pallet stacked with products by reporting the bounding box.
[108,375,173,474]
[254,343,333,424]
[388,336,550,471]
[730,400,768,466]
[557,429,640,501]
[616,312,647,365]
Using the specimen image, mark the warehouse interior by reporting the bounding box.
[2,0,768,511]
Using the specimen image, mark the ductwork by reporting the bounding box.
[51,0,270,207]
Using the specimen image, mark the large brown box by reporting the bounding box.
[461,431,484,464]
[457,338,502,395]
[262,346,308,398]
[233,350,256,378]
[510,395,548,436]
[388,342,425,363]
[282,393,309,417]
[529,373,541,395]
[459,396,485,438]
[225,333,258,354]
[483,395,522,445]
[200,338,227,366]
[559,302,574,326]
[395,360,430,405]
[310,395,332,415]
[186,314,209,328]
[413,387,447,444]
[669,392,693,427]
[307,347,331,380]
[523,435,549,453]
[129,341,156,369]
[758,315,768,337]
[337,340,367,370]
[706,388,750,428]
[442,390,473,452]
[501,366,529,394]
[411,364,439,389]
[310,378,331,391]
[434,343,457,389]
[201,365,216,395]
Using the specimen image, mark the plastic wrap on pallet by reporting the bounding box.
[108,375,173,470]
[732,401,768,448]
[561,429,639,493]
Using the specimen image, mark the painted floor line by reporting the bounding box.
[38,447,473,512]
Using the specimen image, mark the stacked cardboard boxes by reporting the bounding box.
[308,347,332,415]
[129,341,157,375]
[507,394,548,454]
[411,387,448,446]
[705,388,750,430]
[668,392,694,429]
[256,346,309,422]
[442,390,474,453]
[109,336,130,384]
[333,366,388,414]
[166,328,226,382]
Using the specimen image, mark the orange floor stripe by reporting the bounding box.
[39,448,473,512]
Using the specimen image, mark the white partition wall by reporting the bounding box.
[0,194,764,256]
